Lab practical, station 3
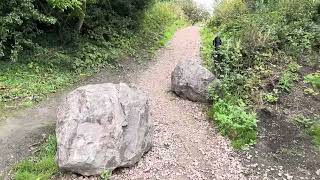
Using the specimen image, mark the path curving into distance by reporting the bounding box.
[112,26,245,180]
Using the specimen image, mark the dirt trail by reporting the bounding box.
[112,26,245,179]
[0,54,149,176]
[1,26,246,179]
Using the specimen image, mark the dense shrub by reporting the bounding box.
[0,0,187,113]
[0,0,188,70]
[202,0,320,148]
[0,0,151,62]
[213,0,248,25]
[206,0,320,98]
[0,0,56,61]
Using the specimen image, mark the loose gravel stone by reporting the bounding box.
[111,26,246,179]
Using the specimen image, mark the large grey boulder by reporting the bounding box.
[171,61,217,103]
[56,83,152,176]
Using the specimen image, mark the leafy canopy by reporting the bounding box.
[47,0,96,11]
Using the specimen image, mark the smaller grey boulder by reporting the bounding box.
[171,61,217,102]
[56,83,152,176]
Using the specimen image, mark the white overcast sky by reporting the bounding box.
[193,0,218,13]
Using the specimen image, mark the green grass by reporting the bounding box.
[200,26,215,69]
[14,135,58,180]
[0,62,82,113]
[159,19,187,46]
[100,170,112,180]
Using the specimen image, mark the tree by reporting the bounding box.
[47,0,96,32]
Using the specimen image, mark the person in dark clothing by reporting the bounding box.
[213,34,222,63]
[213,35,222,52]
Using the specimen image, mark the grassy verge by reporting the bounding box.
[200,27,215,69]
[159,19,187,46]
[0,62,82,116]
[12,134,114,179]
[0,1,187,118]
[201,0,320,149]
[13,135,58,180]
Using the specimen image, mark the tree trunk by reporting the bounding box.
[77,1,86,33]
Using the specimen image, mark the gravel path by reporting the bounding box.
[111,26,245,180]
[1,26,246,179]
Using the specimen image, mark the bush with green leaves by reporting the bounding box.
[0,0,56,61]
[0,0,187,115]
[204,0,319,100]
[209,99,257,149]
[202,0,320,148]
[0,0,152,62]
